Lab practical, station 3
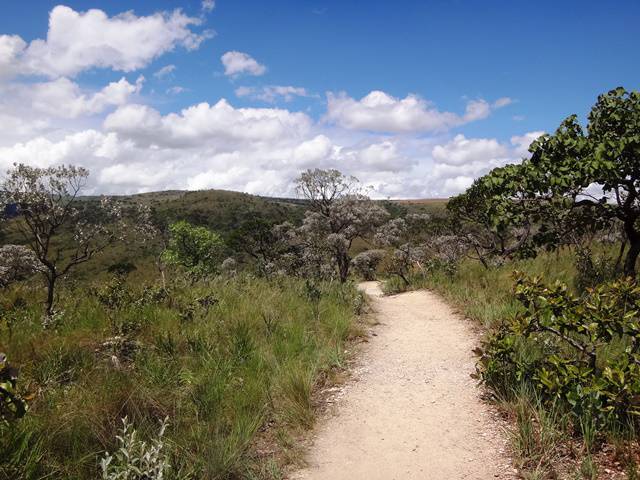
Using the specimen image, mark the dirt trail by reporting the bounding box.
[289,281,514,480]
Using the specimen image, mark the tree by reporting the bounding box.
[0,245,42,288]
[0,164,124,315]
[449,88,640,274]
[295,169,388,282]
[227,215,283,274]
[133,204,171,288]
[161,220,224,276]
[351,249,386,281]
[375,216,432,284]
[524,87,640,275]
[447,163,537,267]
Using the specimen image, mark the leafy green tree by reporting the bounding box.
[162,220,224,276]
[447,163,537,266]
[525,87,640,274]
[451,88,640,274]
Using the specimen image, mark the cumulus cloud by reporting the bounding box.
[235,85,315,103]
[325,90,507,133]
[0,118,545,198]
[2,6,212,78]
[0,35,27,78]
[432,134,508,166]
[0,75,144,146]
[511,131,544,157]
[28,76,144,118]
[221,51,266,77]
[104,99,312,149]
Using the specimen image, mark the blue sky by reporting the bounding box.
[0,1,638,197]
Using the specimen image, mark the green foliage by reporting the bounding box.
[100,416,172,480]
[574,245,619,292]
[1,274,359,479]
[162,220,224,276]
[477,274,640,430]
[0,353,27,424]
[447,162,538,265]
[453,87,640,274]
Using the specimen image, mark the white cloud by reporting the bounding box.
[167,86,187,95]
[0,35,27,77]
[201,0,216,13]
[511,131,544,157]
[4,6,212,78]
[104,99,312,149]
[221,51,266,77]
[432,134,508,166]
[235,85,315,103]
[154,64,176,78]
[28,76,144,119]
[293,135,334,165]
[493,97,513,108]
[0,119,542,198]
[325,90,506,133]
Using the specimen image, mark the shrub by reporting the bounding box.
[476,274,640,430]
[351,249,385,280]
[100,416,172,480]
[381,244,423,286]
[0,353,27,424]
[162,220,224,277]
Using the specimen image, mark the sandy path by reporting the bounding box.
[289,281,513,480]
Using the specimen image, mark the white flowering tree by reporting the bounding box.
[295,169,388,283]
[375,214,432,284]
[351,249,386,280]
[0,164,125,315]
[0,244,42,287]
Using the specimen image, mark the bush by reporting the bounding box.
[0,353,27,424]
[351,249,385,280]
[100,416,172,480]
[476,273,640,431]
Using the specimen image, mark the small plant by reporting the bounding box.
[0,353,27,424]
[100,416,171,480]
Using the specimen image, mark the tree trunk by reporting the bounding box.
[45,273,56,315]
[615,240,627,273]
[337,253,350,283]
[624,239,640,277]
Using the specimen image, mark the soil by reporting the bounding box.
[288,281,515,480]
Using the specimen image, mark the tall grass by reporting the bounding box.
[1,273,362,479]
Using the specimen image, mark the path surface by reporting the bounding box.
[289,282,513,480]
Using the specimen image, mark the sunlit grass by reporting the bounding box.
[1,273,361,479]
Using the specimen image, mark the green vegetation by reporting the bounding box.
[380,87,640,478]
[3,86,639,479]
[1,274,363,479]
[162,220,225,276]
